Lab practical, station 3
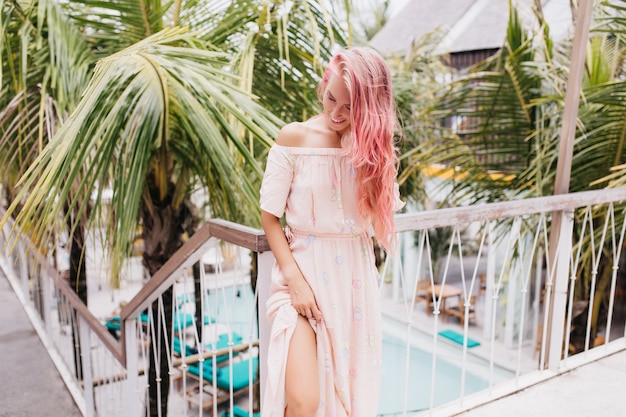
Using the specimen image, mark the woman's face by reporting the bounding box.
[322,73,351,135]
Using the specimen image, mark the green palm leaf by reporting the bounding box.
[4,27,281,281]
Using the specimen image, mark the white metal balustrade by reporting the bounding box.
[1,187,626,417]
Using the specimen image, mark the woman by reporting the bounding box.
[260,46,403,417]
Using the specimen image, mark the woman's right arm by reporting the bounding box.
[261,210,323,322]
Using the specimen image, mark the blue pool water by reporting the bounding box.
[203,284,258,340]
[378,330,513,416]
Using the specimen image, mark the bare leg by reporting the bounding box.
[285,315,319,417]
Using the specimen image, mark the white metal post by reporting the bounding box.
[533,246,543,350]
[125,319,140,417]
[41,269,53,337]
[504,263,517,348]
[79,318,95,417]
[257,250,275,404]
[546,0,595,369]
[393,237,404,302]
[483,222,495,340]
[548,210,574,371]
[18,243,29,296]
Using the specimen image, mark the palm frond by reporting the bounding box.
[2,27,281,281]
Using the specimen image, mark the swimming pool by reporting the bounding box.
[378,323,514,416]
[202,282,259,340]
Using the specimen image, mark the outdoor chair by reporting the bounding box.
[173,332,243,360]
[447,294,477,324]
[221,405,260,417]
[479,273,487,297]
[105,311,209,339]
[414,279,433,312]
[182,344,259,411]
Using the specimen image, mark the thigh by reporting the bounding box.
[285,315,319,405]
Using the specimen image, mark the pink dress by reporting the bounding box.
[260,144,383,417]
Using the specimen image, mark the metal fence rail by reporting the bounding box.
[1,187,626,417]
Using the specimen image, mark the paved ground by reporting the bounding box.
[0,272,82,417]
[455,348,626,417]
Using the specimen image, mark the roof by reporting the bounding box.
[370,0,573,57]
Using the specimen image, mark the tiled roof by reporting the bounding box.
[370,0,476,55]
[370,0,573,56]
[448,0,511,53]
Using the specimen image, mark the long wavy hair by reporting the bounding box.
[318,47,400,250]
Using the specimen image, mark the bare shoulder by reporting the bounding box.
[275,122,307,147]
[275,116,340,148]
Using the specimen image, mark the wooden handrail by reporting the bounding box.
[0,209,124,363]
[47,263,124,363]
[121,219,269,322]
[395,187,626,232]
[120,219,269,364]
[1,209,270,368]
[208,219,270,253]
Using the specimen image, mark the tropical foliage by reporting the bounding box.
[396,0,626,350]
[403,1,626,203]
[1,0,350,414]
[1,0,349,274]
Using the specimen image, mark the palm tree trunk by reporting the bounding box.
[148,286,172,417]
[250,252,261,412]
[69,226,88,379]
[193,262,202,340]
[142,176,196,417]
[143,209,176,417]
[65,202,88,380]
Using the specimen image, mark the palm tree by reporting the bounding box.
[1,0,98,378]
[1,0,350,414]
[350,0,392,43]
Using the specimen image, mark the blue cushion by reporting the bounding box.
[438,329,480,347]
[172,312,194,332]
[181,332,248,383]
[105,318,120,331]
[105,313,148,331]
[172,337,197,357]
[221,405,260,417]
[205,333,243,363]
[216,357,259,391]
[187,361,219,380]
[173,332,244,359]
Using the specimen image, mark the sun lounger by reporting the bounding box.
[185,356,258,410]
[173,332,243,360]
[221,405,260,417]
[172,332,243,391]
[106,311,214,339]
[182,340,259,411]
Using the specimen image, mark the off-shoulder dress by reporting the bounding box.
[260,144,386,416]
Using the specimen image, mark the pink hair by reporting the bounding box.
[318,47,400,251]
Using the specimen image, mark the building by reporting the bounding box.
[370,0,573,68]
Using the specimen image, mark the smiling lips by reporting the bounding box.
[330,117,346,124]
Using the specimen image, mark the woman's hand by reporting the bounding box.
[283,263,323,322]
[260,211,323,322]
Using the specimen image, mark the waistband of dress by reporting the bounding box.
[284,225,368,241]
